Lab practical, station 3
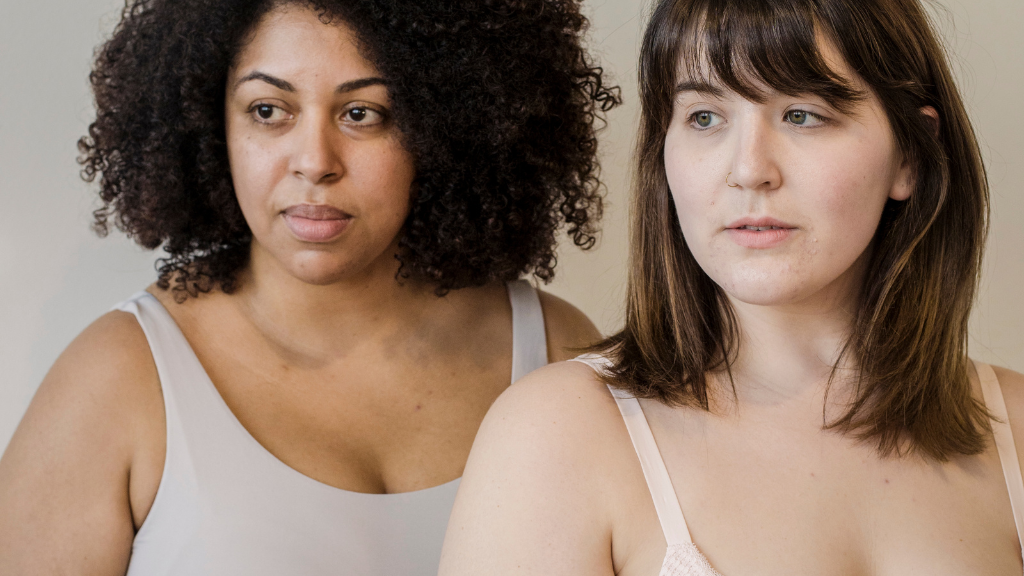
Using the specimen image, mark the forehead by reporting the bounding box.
[230,5,378,82]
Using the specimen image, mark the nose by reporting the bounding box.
[290,114,344,185]
[728,115,782,192]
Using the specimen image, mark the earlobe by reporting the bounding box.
[888,107,939,202]
[889,163,915,201]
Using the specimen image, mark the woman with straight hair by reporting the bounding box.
[0,0,619,574]
[440,0,1024,574]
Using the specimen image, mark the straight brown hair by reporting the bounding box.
[600,0,990,460]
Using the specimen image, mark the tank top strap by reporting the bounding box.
[112,291,192,404]
[112,292,203,552]
[111,290,238,469]
[570,354,693,547]
[507,280,548,383]
[975,360,1024,554]
[113,292,214,399]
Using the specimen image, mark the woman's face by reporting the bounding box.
[663,49,914,310]
[225,5,415,286]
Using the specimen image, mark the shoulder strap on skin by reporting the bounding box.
[570,354,694,546]
[976,360,1024,555]
[111,292,201,545]
[508,280,548,383]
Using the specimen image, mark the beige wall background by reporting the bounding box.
[0,0,1021,452]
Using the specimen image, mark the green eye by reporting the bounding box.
[786,110,821,126]
[695,112,714,128]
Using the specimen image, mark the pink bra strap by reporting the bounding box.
[606,386,693,547]
[976,360,1024,555]
[569,354,693,546]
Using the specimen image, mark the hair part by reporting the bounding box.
[600,0,989,460]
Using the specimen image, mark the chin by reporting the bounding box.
[724,286,805,307]
[285,253,364,286]
[712,268,813,308]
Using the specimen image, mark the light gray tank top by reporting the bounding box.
[116,280,548,576]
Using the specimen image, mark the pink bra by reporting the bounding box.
[571,355,1024,576]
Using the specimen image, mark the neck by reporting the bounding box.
[231,242,446,363]
[721,258,867,414]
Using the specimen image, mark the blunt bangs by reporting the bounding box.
[663,0,866,113]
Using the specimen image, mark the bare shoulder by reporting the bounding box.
[992,363,1024,421]
[4,309,165,485]
[537,289,603,361]
[0,309,163,572]
[46,309,160,405]
[986,364,1024,475]
[484,359,621,440]
[23,310,161,421]
[441,360,632,574]
[472,360,625,483]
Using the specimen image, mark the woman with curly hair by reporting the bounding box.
[0,0,619,574]
[441,0,1024,574]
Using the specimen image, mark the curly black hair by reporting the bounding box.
[78,0,621,298]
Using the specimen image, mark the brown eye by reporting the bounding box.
[249,103,288,124]
[343,106,384,126]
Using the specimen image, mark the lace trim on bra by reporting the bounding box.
[661,542,722,576]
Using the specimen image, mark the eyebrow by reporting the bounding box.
[233,71,387,94]
[675,80,726,97]
[235,71,295,92]
[334,77,387,94]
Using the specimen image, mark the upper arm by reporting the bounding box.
[0,311,164,575]
[439,362,621,576]
[537,290,602,362]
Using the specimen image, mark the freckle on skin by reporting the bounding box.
[415,404,422,411]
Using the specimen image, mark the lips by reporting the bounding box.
[282,204,351,243]
[725,217,797,249]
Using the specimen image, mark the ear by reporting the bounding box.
[920,105,940,138]
[889,164,915,201]
[889,106,940,201]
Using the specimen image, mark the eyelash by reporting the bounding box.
[343,106,386,126]
[686,109,831,130]
[248,103,288,125]
[246,104,387,127]
[783,109,830,126]
[687,111,720,130]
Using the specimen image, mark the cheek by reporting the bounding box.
[226,131,287,233]
[664,128,721,247]
[809,145,897,256]
[350,139,416,225]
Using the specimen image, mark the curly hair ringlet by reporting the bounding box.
[79,0,621,300]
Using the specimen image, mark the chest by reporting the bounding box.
[182,313,513,494]
[620,411,1023,576]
